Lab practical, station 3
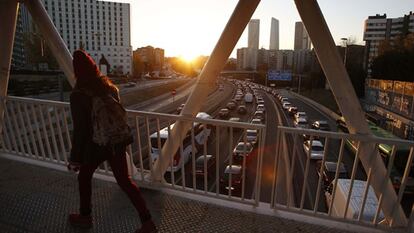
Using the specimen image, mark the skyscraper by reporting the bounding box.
[41,0,132,74]
[248,19,260,49]
[247,19,259,70]
[294,21,311,51]
[269,17,279,50]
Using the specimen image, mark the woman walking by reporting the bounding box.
[67,50,157,233]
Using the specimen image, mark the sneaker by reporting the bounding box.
[136,220,157,233]
[69,213,93,228]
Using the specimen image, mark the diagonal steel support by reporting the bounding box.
[294,0,406,226]
[24,0,75,87]
[152,0,261,181]
[0,0,19,135]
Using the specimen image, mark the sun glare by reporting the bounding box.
[179,54,198,63]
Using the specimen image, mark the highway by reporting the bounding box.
[123,79,370,210]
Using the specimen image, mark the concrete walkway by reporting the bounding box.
[0,156,352,233]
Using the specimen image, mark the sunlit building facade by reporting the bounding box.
[133,46,164,75]
[42,0,132,74]
[365,79,414,140]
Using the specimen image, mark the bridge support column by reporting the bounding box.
[0,0,19,135]
[152,0,261,181]
[294,0,406,226]
[25,0,75,87]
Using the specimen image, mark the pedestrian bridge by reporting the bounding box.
[1,0,413,232]
[1,96,413,232]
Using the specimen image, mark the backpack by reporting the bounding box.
[75,88,133,147]
[90,94,133,146]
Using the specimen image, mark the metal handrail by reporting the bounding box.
[1,96,413,232]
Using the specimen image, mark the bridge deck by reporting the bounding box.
[0,156,351,233]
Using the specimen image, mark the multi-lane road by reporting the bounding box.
[124,77,398,214]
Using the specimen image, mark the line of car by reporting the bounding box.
[275,93,332,160]
[219,80,267,193]
[274,92,356,211]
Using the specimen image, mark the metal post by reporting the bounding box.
[152,0,261,181]
[58,74,64,101]
[0,0,19,135]
[294,0,406,226]
[24,0,75,87]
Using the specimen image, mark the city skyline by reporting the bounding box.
[124,0,412,59]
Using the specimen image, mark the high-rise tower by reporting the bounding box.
[247,19,260,70]
[294,21,311,51]
[248,19,260,50]
[269,17,279,50]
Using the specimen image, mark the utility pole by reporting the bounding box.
[341,37,348,66]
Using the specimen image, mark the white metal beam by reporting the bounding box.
[152,0,261,181]
[294,0,406,226]
[24,0,75,87]
[0,0,19,135]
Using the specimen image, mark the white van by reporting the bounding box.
[326,179,384,222]
[244,93,253,103]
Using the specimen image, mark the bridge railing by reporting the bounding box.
[2,96,414,232]
[273,125,414,231]
[0,96,266,206]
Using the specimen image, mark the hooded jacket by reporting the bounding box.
[70,50,120,164]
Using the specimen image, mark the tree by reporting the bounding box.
[372,33,414,82]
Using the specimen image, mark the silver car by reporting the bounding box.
[303,140,324,160]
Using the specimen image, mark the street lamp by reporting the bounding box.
[340,37,348,66]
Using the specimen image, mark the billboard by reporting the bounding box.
[268,70,292,81]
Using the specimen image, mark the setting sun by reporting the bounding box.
[179,54,198,63]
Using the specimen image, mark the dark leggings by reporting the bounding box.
[78,150,151,223]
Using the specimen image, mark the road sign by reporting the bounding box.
[268,70,292,81]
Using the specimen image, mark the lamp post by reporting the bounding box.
[340,37,348,66]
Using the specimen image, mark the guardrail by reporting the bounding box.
[1,96,413,232]
[272,125,414,231]
[0,96,266,206]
